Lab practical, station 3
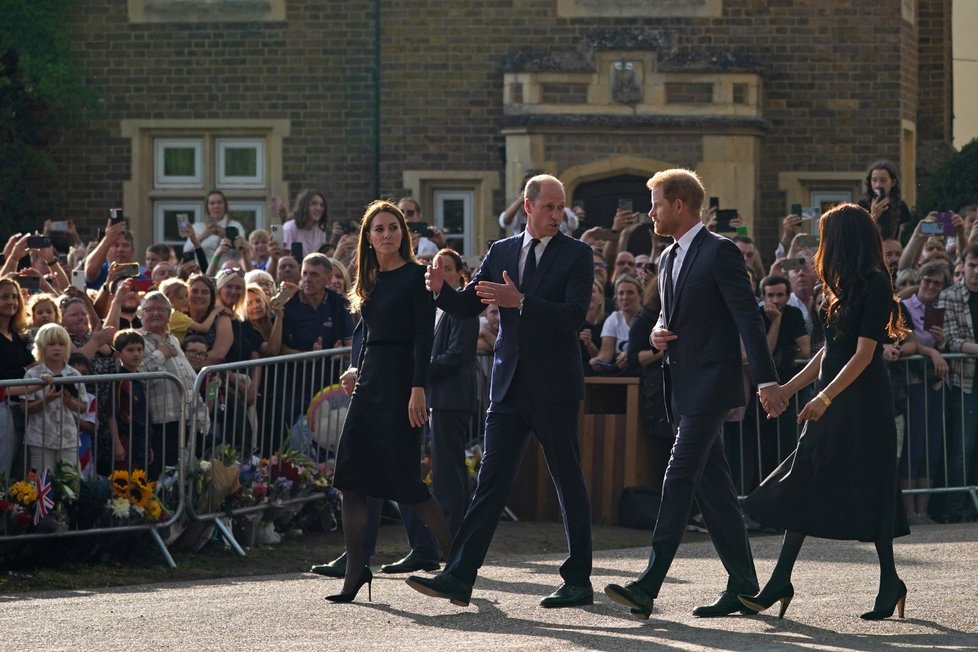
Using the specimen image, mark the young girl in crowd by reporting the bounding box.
[26,292,61,348]
[21,323,88,474]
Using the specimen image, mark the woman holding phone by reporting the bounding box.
[283,189,329,257]
[858,159,911,241]
[183,190,247,270]
[739,203,911,621]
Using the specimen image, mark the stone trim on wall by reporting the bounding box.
[556,0,722,19]
[127,0,285,24]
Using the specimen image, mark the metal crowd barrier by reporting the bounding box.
[0,372,186,567]
[724,353,978,520]
[185,347,351,555]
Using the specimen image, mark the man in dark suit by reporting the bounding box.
[605,168,786,619]
[407,173,595,608]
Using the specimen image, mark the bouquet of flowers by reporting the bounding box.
[107,469,167,523]
[3,477,37,532]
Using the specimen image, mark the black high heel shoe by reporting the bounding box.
[738,582,794,619]
[325,566,373,603]
[860,579,907,620]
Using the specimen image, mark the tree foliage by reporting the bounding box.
[0,0,95,233]
[916,138,978,215]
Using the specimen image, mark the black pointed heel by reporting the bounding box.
[860,579,907,620]
[738,582,795,619]
[325,566,373,603]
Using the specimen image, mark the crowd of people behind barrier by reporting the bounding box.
[0,158,975,547]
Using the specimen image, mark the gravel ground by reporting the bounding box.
[0,522,974,651]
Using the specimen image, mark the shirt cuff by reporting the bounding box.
[757,381,778,389]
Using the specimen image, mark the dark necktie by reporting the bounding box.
[662,245,677,319]
[520,238,541,293]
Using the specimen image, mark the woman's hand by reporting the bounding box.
[114,439,127,462]
[882,343,902,362]
[930,350,949,379]
[408,387,428,429]
[870,195,890,221]
[615,351,628,369]
[797,396,828,422]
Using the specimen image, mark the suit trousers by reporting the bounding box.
[401,408,473,553]
[444,393,593,586]
[636,408,758,597]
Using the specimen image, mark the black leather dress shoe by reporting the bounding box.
[540,583,594,608]
[604,582,655,620]
[309,552,347,578]
[381,548,441,574]
[406,572,473,607]
[692,591,759,617]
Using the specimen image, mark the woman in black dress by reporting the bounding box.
[327,200,453,603]
[739,203,911,621]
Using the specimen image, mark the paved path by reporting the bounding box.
[1,524,975,651]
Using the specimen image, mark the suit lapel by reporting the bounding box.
[506,236,522,285]
[671,228,709,319]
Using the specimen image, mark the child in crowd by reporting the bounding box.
[159,278,222,341]
[21,323,87,474]
[107,329,150,472]
[25,292,62,348]
[68,352,97,479]
[248,229,272,271]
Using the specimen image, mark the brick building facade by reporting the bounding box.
[49,0,954,258]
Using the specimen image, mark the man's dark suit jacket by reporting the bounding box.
[437,231,593,404]
[657,228,778,416]
[427,311,480,412]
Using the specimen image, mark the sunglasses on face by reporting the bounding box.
[403,209,417,217]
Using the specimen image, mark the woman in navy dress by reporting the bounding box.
[327,200,453,603]
[740,203,910,621]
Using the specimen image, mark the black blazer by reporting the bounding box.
[657,227,778,416]
[437,231,593,404]
[426,310,480,412]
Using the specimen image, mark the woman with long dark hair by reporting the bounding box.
[739,203,911,620]
[283,189,329,257]
[327,200,453,603]
[858,159,912,241]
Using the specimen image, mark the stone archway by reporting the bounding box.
[561,155,674,230]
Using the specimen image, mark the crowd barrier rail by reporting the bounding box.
[0,372,186,567]
[725,353,978,518]
[185,346,351,555]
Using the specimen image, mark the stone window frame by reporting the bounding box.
[401,170,500,258]
[120,118,290,252]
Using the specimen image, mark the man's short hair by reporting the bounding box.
[113,328,144,351]
[760,275,791,294]
[147,243,172,259]
[918,261,949,284]
[963,243,978,262]
[523,174,564,202]
[302,252,333,273]
[646,168,705,214]
[732,235,754,246]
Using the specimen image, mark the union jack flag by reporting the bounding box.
[33,468,54,525]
